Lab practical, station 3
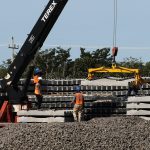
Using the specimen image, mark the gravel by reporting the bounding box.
[0,116,150,150]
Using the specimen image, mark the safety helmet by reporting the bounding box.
[34,67,42,75]
[76,85,81,92]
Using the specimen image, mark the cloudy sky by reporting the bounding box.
[0,0,150,63]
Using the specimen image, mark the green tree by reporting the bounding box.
[118,57,144,78]
[73,47,112,78]
[92,48,112,67]
[142,62,150,76]
[119,57,143,69]
[35,47,71,79]
[0,59,11,78]
[1,47,150,79]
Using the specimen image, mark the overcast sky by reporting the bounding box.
[0,0,150,63]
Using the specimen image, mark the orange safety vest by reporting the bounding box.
[34,83,42,95]
[33,75,39,84]
[74,93,84,105]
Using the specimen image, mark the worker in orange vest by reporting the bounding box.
[34,77,43,109]
[33,67,42,83]
[71,85,84,122]
[126,78,144,97]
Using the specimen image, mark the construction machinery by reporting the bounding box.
[0,0,68,122]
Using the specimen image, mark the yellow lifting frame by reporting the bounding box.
[88,63,141,83]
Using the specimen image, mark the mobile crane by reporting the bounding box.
[0,0,68,122]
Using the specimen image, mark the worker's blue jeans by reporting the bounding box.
[127,87,138,96]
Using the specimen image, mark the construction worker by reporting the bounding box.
[71,85,84,122]
[34,77,43,109]
[33,67,42,84]
[126,78,144,97]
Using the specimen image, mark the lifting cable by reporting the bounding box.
[113,0,118,47]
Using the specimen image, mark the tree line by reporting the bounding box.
[1,47,150,79]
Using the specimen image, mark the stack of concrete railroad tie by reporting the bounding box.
[127,96,150,120]
[9,78,150,122]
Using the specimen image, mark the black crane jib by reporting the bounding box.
[1,0,68,104]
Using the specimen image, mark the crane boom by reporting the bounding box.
[1,0,68,104]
